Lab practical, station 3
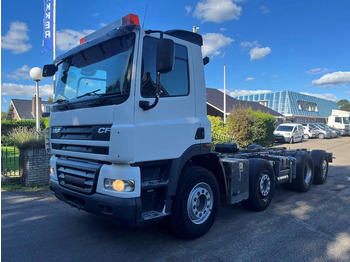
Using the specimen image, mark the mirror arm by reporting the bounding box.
[139,72,162,111]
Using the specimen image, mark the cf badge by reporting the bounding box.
[98,127,111,134]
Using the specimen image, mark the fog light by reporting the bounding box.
[50,166,55,174]
[113,180,125,192]
[104,179,135,192]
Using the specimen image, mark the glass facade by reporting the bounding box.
[236,91,338,121]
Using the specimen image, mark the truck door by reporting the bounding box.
[133,35,199,162]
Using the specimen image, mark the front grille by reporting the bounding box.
[56,158,102,194]
[51,125,112,141]
[51,125,111,155]
[52,144,109,155]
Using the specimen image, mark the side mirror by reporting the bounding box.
[43,64,58,77]
[156,38,174,74]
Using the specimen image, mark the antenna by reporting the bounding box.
[142,0,149,28]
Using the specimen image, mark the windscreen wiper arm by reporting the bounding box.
[77,89,101,99]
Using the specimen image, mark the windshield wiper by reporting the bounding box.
[77,89,101,99]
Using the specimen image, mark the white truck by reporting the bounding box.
[327,109,350,135]
[43,14,332,238]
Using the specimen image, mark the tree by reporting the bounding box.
[47,97,54,102]
[338,99,350,112]
[1,111,6,120]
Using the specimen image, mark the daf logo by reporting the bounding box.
[52,127,61,133]
[98,127,111,134]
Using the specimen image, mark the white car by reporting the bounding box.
[274,123,304,144]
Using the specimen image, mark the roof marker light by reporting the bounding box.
[122,14,140,25]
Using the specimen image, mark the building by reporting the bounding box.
[235,90,338,123]
[206,88,285,124]
[6,97,52,120]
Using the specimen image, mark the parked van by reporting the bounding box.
[274,123,304,144]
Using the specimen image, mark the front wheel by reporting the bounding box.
[169,166,219,239]
[318,133,325,139]
[242,159,275,211]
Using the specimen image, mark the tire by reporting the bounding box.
[303,134,309,140]
[169,166,219,239]
[290,137,294,144]
[242,159,275,211]
[311,150,328,184]
[318,133,325,139]
[292,152,314,192]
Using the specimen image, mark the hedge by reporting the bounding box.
[1,118,49,136]
[227,107,276,148]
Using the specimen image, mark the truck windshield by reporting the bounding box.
[343,117,350,124]
[54,33,135,106]
[276,126,293,132]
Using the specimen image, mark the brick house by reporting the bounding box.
[5,97,53,120]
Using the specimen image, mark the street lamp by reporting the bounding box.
[30,67,43,138]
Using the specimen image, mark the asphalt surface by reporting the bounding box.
[2,137,350,262]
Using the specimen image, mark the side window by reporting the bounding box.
[335,117,341,123]
[141,36,189,97]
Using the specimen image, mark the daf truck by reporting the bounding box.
[43,14,332,238]
[328,109,350,135]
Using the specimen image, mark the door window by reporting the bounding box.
[141,36,189,97]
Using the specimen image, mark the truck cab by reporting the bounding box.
[46,14,214,231]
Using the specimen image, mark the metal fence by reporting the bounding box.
[1,146,20,177]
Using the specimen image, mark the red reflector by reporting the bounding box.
[80,37,85,44]
[122,13,140,25]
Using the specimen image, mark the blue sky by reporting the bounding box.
[2,0,350,112]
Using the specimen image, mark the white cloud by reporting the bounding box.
[1,83,53,98]
[312,71,350,87]
[306,68,333,75]
[219,27,227,32]
[260,6,270,14]
[194,0,242,23]
[245,77,254,82]
[56,29,95,51]
[202,33,234,57]
[300,92,337,102]
[1,21,32,54]
[2,98,8,105]
[240,41,259,48]
[185,5,192,15]
[224,89,272,97]
[249,46,271,61]
[92,13,100,17]
[5,65,31,80]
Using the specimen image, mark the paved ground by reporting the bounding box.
[2,137,350,262]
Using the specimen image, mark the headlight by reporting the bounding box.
[50,166,55,175]
[104,179,135,192]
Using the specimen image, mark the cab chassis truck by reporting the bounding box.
[43,14,332,239]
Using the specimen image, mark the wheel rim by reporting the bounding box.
[304,164,312,184]
[187,182,213,225]
[321,159,328,178]
[259,172,271,197]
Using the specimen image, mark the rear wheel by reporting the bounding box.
[303,134,309,139]
[311,150,328,184]
[242,159,275,211]
[169,166,219,239]
[292,152,314,192]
